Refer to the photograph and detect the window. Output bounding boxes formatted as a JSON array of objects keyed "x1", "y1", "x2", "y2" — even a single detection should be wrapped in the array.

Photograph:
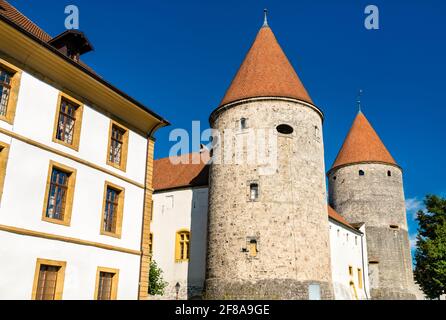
[
  {"x1": 250, "y1": 183, "x2": 259, "y2": 201},
  {"x1": 249, "y1": 239, "x2": 258, "y2": 257},
  {"x1": 387, "y1": 170, "x2": 392, "y2": 177},
  {"x1": 240, "y1": 118, "x2": 247, "y2": 130},
  {"x1": 0, "y1": 67, "x2": 12, "y2": 117},
  {"x1": 175, "y1": 230, "x2": 190, "y2": 262},
  {"x1": 359, "y1": 170, "x2": 365, "y2": 176},
  {"x1": 95, "y1": 267, "x2": 119, "y2": 300},
  {"x1": 0, "y1": 59, "x2": 21, "y2": 124},
  {"x1": 32, "y1": 259, "x2": 66, "y2": 300},
  {"x1": 52, "y1": 93, "x2": 83, "y2": 151},
  {"x1": 348, "y1": 266, "x2": 353, "y2": 277},
  {"x1": 42, "y1": 161, "x2": 77, "y2": 226},
  {"x1": 107, "y1": 121, "x2": 129, "y2": 171},
  {"x1": 358, "y1": 268, "x2": 363, "y2": 289},
  {"x1": 0, "y1": 142, "x2": 10, "y2": 203},
  {"x1": 149, "y1": 233, "x2": 153, "y2": 256},
  {"x1": 276, "y1": 124, "x2": 294, "y2": 135},
  {"x1": 101, "y1": 182, "x2": 125, "y2": 238},
  {"x1": 314, "y1": 125, "x2": 321, "y2": 142}
]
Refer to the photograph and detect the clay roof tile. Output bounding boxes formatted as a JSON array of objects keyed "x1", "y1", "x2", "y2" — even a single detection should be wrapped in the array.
[
  {"x1": 331, "y1": 112, "x2": 397, "y2": 170},
  {"x1": 219, "y1": 25, "x2": 313, "y2": 107}
]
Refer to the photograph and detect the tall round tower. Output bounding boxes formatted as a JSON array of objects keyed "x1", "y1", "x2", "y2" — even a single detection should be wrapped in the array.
[
  {"x1": 204, "y1": 16, "x2": 334, "y2": 300},
  {"x1": 327, "y1": 112, "x2": 416, "y2": 299}
]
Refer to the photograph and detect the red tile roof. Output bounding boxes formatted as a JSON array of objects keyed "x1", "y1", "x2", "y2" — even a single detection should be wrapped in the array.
[
  {"x1": 219, "y1": 25, "x2": 313, "y2": 107},
  {"x1": 0, "y1": 0, "x2": 51, "y2": 42},
  {"x1": 331, "y1": 112, "x2": 397, "y2": 170},
  {"x1": 153, "y1": 153, "x2": 210, "y2": 191}
]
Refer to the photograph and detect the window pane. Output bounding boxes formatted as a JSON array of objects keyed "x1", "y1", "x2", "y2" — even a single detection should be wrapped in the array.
[
  {"x1": 46, "y1": 169, "x2": 69, "y2": 220},
  {"x1": 56, "y1": 99, "x2": 77, "y2": 145},
  {"x1": 104, "y1": 187, "x2": 119, "y2": 233},
  {"x1": 97, "y1": 272, "x2": 114, "y2": 300},
  {"x1": 0, "y1": 68, "x2": 12, "y2": 117},
  {"x1": 36, "y1": 265, "x2": 59, "y2": 300},
  {"x1": 109, "y1": 126, "x2": 125, "y2": 165}
]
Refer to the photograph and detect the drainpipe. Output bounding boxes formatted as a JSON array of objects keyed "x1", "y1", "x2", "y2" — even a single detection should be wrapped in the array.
[{"x1": 360, "y1": 232, "x2": 369, "y2": 300}]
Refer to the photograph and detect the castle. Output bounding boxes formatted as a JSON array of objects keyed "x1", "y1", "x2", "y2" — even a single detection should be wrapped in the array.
[
  {"x1": 150, "y1": 16, "x2": 419, "y2": 300},
  {"x1": 0, "y1": 1, "x2": 418, "y2": 300}
]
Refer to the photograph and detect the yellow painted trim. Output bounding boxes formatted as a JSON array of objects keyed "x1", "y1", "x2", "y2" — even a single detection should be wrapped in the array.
[
  {"x1": 94, "y1": 267, "x2": 119, "y2": 300},
  {"x1": 0, "y1": 58, "x2": 22, "y2": 125},
  {"x1": 52, "y1": 92, "x2": 84, "y2": 152},
  {"x1": 358, "y1": 268, "x2": 363, "y2": 289},
  {"x1": 100, "y1": 181, "x2": 125, "y2": 239},
  {"x1": 0, "y1": 126, "x2": 144, "y2": 189},
  {"x1": 31, "y1": 258, "x2": 66, "y2": 300},
  {"x1": 41, "y1": 161, "x2": 77, "y2": 227},
  {"x1": 106, "y1": 120, "x2": 129, "y2": 172},
  {"x1": 0, "y1": 224, "x2": 141, "y2": 255},
  {"x1": 175, "y1": 229, "x2": 191, "y2": 263},
  {"x1": 0, "y1": 141, "x2": 10, "y2": 202}
]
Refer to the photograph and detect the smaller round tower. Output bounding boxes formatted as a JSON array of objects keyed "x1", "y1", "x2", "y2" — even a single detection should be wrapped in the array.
[{"x1": 327, "y1": 111, "x2": 416, "y2": 300}]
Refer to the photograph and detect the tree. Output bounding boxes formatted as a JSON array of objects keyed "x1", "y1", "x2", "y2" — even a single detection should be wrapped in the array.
[
  {"x1": 414, "y1": 195, "x2": 446, "y2": 299},
  {"x1": 149, "y1": 260, "x2": 168, "y2": 296}
]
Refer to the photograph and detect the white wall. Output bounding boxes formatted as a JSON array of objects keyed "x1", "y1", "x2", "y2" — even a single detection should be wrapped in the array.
[
  {"x1": 0, "y1": 231, "x2": 140, "y2": 300},
  {"x1": 329, "y1": 221, "x2": 370, "y2": 300},
  {"x1": 0, "y1": 67, "x2": 149, "y2": 299},
  {"x1": 151, "y1": 187, "x2": 208, "y2": 300}
]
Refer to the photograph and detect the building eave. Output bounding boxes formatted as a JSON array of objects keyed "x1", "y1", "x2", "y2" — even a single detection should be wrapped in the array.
[{"x1": 0, "y1": 15, "x2": 170, "y2": 135}]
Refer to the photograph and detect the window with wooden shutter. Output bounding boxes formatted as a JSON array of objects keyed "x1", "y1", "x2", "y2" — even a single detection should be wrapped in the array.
[{"x1": 175, "y1": 230, "x2": 190, "y2": 262}]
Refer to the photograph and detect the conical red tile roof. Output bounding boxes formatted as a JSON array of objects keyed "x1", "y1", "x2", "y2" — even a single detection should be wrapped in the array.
[
  {"x1": 331, "y1": 112, "x2": 397, "y2": 170},
  {"x1": 219, "y1": 25, "x2": 313, "y2": 107}
]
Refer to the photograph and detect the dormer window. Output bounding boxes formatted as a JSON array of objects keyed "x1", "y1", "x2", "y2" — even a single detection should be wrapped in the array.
[{"x1": 48, "y1": 30, "x2": 93, "y2": 62}]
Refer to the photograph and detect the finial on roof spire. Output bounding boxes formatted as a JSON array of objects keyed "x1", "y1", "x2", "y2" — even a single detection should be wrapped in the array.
[
  {"x1": 263, "y1": 8, "x2": 269, "y2": 27},
  {"x1": 357, "y1": 89, "x2": 363, "y2": 113}
]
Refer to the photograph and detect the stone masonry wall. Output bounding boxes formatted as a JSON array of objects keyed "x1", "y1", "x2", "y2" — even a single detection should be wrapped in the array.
[
  {"x1": 328, "y1": 163, "x2": 416, "y2": 299},
  {"x1": 205, "y1": 98, "x2": 334, "y2": 300}
]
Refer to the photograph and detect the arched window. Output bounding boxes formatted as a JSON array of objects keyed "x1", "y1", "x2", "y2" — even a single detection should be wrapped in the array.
[
  {"x1": 359, "y1": 170, "x2": 365, "y2": 176},
  {"x1": 175, "y1": 230, "x2": 190, "y2": 262}
]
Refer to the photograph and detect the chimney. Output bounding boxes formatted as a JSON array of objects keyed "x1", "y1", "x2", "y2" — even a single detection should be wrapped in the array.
[{"x1": 48, "y1": 30, "x2": 93, "y2": 62}]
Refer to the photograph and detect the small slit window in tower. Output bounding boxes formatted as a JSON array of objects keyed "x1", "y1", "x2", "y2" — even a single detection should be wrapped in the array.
[
  {"x1": 240, "y1": 118, "x2": 247, "y2": 130},
  {"x1": 314, "y1": 126, "x2": 320, "y2": 141},
  {"x1": 387, "y1": 170, "x2": 392, "y2": 177},
  {"x1": 333, "y1": 176, "x2": 337, "y2": 181},
  {"x1": 249, "y1": 239, "x2": 258, "y2": 257},
  {"x1": 250, "y1": 183, "x2": 259, "y2": 201},
  {"x1": 359, "y1": 170, "x2": 365, "y2": 176},
  {"x1": 276, "y1": 124, "x2": 294, "y2": 135},
  {"x1": 348, "y1": 266, "x2": 353, "y2": 276},
  {"x1": 390, "y1": 225, "x2": 399, "y2": 230}
]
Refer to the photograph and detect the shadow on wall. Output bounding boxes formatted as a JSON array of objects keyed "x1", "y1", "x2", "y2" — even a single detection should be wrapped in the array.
[{"x1": 186, "y1": 172, "x2": 209, "y2": 300}]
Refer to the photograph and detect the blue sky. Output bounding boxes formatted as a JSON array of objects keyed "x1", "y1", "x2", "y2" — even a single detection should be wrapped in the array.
[{"x1": 11, "y1": 0, "x2": 446, "y2": 251}]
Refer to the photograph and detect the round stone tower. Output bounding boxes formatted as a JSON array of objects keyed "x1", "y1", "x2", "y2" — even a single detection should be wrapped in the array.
[
  {"x1": 204, "y1": 17, "x2": 333, "y2": 300},
  {"x1": 327, "y1": 112, "x2": 416, "y2": 300}
]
